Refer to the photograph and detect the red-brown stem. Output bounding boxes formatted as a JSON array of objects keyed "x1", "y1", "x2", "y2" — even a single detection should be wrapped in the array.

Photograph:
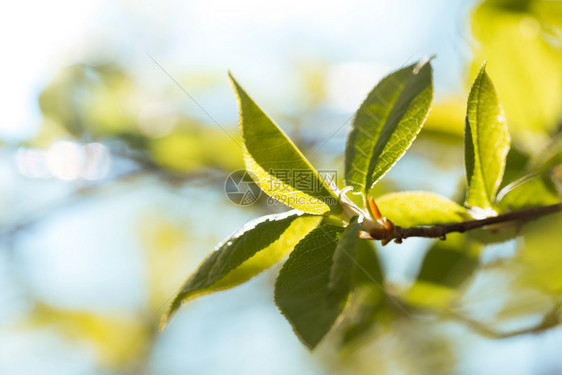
[{"x1": 368, "y1": 203, "x2": 562, "y2": 242}]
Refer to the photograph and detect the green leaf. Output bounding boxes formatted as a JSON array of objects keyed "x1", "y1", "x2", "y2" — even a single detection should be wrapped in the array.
[
  {"x1": 344, "y1": 59, "x2": 433, "y2": 192},
  {"x1": 465, "y1": 62, "x2": 511, "y2": 211},
  {"x1": 163, "y1": 211, "x2": 322, "y2": 325},
  {"x1": 275, "y1": 216, "x2": 362, "y2": 349},
  {"x1": 229, "y1": 73, "x2": 340, "y2": 215},
  {"x1": 375, "y1": 191, "x2": 469, "y2": 227}
]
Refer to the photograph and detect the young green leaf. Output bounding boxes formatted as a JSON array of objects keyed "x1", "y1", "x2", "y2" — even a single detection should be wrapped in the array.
[
  {"x1": 375, "y1": 191, "x2": 469, "y2": 227},
  {"x1": 465, "y1": 62, "x2": 510, "y2": 211},
  {"x1": 345, "y1": 59, "x2": 433, "y2": 192},
  {"x1": 274, "y1": 216, "x2": 362, "y2": 349},
  {"x1": 229, "y1": 73, "x2": 340, "y2": 215},
  {"x1": 163, "y1": 211, "x2": 322, "y2": 326}
]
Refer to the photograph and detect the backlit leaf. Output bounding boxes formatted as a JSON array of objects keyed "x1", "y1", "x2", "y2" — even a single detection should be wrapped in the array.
[
  {"x1": 163, "y1": 211, "x2": 321, "y2": 325},
  {"x1": 230, "y1": 74, "x2": 340, "y2": 215},
  {"x1": 465, "y1": 62, "x2": 510, "y2": 211},
  {"x1": 344, "y1": 60, "x2": 433, "y2": 191},
  {"x1": 375, "y1": 191, "x2": 469, "y2": 227}
]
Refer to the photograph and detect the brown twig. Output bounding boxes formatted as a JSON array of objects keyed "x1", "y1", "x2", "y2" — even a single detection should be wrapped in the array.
[{"x1": 381, "y1": 203, "x2": 562, "y2": 242}]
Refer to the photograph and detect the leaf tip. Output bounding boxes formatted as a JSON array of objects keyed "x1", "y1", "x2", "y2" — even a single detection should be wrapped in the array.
[
  {"x1": 158, "y1": 294, "x2": 183, "y2": 330},
  {"x1": 413, "y1": 56, "x2": 433, "y2": 74},
  {"x1": 479, "y1": 60, "x2": 488, "y2": 73},
  {"x1": 159, "y1": 315, "x2": 169, "y2": 331},
  {"x1": 227, "y1": 71, "x2": 240, "y2": 92}
]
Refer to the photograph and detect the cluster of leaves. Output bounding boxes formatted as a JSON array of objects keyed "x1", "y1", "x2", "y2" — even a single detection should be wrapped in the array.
[{"x1": 164, "y1": 58, "x2": 561, "y2": 349}]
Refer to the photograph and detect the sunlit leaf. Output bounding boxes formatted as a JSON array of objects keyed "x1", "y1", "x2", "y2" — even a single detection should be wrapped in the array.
[
  {"x1": 465, "y1": 63, "x2": 510, "y2": 211},
  {"x1": 375, "y1": 191, "x2": 468, "y2": 227},
  {"x1": 163, "y1": 211, "x2": 321, "y2": 325},
  {"x1": 229, "y1": 74, "x2": 340, "y2": 215},
  {"x1": 275, "y1": 217, "x2": 362, "y2": 349},
  {"x1": 344, "y1": 59, "x2": 433, "y2": 192}
]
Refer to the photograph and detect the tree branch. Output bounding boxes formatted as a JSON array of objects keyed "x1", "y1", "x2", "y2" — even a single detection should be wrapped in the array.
[
  {"x1": 403, "y1": 300, "x2": 561, "y2": 339},
  {"x1": 385, "y1": 203, "x2": 562, "y2": 243}
]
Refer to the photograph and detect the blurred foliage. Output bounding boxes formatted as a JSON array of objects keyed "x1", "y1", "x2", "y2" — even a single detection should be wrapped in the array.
[
  {"x1": 518, "y1": 212, "x2": 562, "y2": 295},
  {"x1": 421, "y1": 98, "x2": 466, "y2": 138},
  {"x1": 399, "y1": 234, "x2": 480, "y2": 313},
  {"x1": 36, "y1": 63, "x2": 243, "y2": 175},
  {"x1": 149, "y1": 129, "x2": 242, "y2": 173},
  {"x1": 470, "y1": 0, "x2": 562, "y2": 150},
  {"x1": 498, "y1": 173, "x2": 560, "y2": 210},
  {"x1": 139, "y1": 217, "x2": 193, "y2": 313},
  {"x1": 25, "y1": 304, "x2": 150, "y2": 371},
  {"x1": 39, "y1": 64, "x2": 138, "y2": 138}
]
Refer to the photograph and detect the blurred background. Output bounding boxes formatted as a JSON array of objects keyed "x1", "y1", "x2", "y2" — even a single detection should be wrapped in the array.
[{"x1": 1, "y1": 0, "x2": 561, "y2": 374}]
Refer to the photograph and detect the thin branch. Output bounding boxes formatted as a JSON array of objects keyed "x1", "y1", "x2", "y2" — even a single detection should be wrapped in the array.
[
  {"x1": 378, "y1": 203, "x2": 562, "y2": 242},
  {"x1": 445, "y1": 308, "x2": 560, "y2": 339},
  {"x1": 405, "y1": 301, "x2": 561, "y2": 339}
]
